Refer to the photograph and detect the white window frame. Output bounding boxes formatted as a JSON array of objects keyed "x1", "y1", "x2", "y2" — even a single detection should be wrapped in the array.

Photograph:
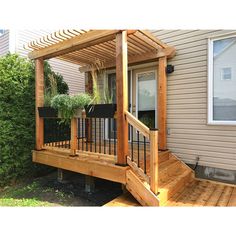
[{"x1": 208, "y1": 33, "x2": 236, "y2": 125}]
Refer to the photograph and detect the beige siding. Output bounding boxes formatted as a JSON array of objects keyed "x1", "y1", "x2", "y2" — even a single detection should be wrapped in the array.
[
  {"x1": 150, "y1": 30, "x2": 236, "y2": 171},
  {"x1": 16, "y1": 30, "x2": 84, "y2": 94},
  {"x1": 0, "y1": 30, "x2": 9, "y2": 56}
]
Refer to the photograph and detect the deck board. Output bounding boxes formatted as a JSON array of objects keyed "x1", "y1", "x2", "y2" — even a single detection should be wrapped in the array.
[{"x1": 163, "y1": 180, "x2": 236, "y2": 207}]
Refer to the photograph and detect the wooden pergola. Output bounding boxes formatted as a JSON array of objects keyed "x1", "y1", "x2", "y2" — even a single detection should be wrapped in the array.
[{"x1": 27, "y1": 29, "x2": 176, "y2": 166}]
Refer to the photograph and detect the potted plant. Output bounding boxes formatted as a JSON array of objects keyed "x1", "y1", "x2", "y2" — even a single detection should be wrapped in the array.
[
  {"x1": 51, "y1": 93, "x2": 92, "y2": 123},
  {"x1": 85, "y1": 64, "x2": 116, "y2": 118},
  {"x1": 38, "y1": 74, "x2": 58, "y2": 118}
]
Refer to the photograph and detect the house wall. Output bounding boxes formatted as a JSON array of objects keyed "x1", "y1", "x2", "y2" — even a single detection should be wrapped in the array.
[
  {"x1": 150, "y1": 30, "x2": 236, "y2": 172},
  {"x1": 96, "y1": 30, "x2": 236, "y2": 175},
  {"x1": 0, "y1": 30, "x2": 9, "y2": 56},
  {"x1": 0, "y1": 30, "x2": 85, "y2": 94}
]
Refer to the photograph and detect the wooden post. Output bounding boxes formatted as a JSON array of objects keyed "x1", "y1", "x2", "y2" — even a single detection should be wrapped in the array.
[
  {"x1": 116, "y1": 30, "x2": 129, "y2": 166},
  {"x1": 70, "y1": 118, "x2": 78, "y2": 156},
  {"x1": 35, "y1": 58, "x2": 44, "y2": 150},
  {"x1": 158, "y1": 56, "x2": 167, "y2": 150},
  {"x1": 85, "y1": 175, "x2": 95, "y2": 193},
  {"x1": 150, "y1": 129, "x2": 159, "y2": 195}
]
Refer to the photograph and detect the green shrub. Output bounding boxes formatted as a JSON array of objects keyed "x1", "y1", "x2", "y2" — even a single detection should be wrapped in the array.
[
  {"x1": 0, "y1": 53, "x2": 69, "y2": 186},
  {"x1": 51, "y1": 93, "x2": 92, "y2": 123}
]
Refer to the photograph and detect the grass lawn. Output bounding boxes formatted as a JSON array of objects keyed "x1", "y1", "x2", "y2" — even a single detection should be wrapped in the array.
[{"x1": 0, "y1": 172, "x2": 122, "y2": 207}]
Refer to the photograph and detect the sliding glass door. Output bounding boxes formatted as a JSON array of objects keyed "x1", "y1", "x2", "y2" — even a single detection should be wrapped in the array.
[{"x1": 136, "y1": 71, "x2": 156, "y2": 129}]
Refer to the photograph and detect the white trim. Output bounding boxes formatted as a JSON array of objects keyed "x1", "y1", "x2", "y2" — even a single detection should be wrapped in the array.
[
  {"x1": 208, "y1": 34, "x2": 236, "y2": 125},
  {"x1": 135, "y1": 70, "x2": 157, "y2": 127}
]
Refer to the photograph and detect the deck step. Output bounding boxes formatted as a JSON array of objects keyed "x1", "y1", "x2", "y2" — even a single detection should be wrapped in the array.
[
  {"x1": 159, "y1": 159, "x2": 184, "y2": 183},
  {"x1": 158, "y1": 150, "x2": 170, "y2": 163},
  {"x1": 159, "y1": 169, "x2": 194, "y2": 205}
]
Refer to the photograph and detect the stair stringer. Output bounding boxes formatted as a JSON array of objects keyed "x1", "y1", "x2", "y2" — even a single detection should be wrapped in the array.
[{"x1": 125, "y1": 169, "x2": 159, "y2": 206}]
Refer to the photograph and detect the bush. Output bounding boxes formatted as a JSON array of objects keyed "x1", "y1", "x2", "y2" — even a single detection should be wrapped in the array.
[{"x1": 0, "y1": 53, "x2": 69, "y2": 186}]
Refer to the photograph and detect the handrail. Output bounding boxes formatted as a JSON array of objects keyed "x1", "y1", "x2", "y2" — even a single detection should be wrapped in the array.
[
  {"x1": 125, "y1": 111, "x2": 150, "y2": 139},
  {"x1": 125, "y1": 110, "x2": 159, "y2": 195}
]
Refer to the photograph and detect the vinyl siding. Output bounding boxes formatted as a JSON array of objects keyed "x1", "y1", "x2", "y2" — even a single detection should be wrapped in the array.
[
  {"x1": 16, "y1": 30, "x2": 85, "y2": 94},
  {"x1": 0, "y1": 30, "x2": 9, "y2": 56},
  {"x1": 150, "y1": 30, "x2": 236, "y2": 171}
]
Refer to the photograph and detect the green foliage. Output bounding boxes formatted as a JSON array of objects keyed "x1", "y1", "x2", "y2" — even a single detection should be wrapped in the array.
[
  {"x1": 51, "y1": 93, "x2": 92, "y2": 123},
  {"x1": 44, "y1": 74, "x2": 58, "y2": 106},
  {"x1": 0, "y1": 53, "x2": 68, "y2": 186},
  {"x1": 0, "y1": 54, "x2": 35, "y2": 186},
  {"x1": 89, "y1": 60, "x2": 113, "y2": 104},
  {"x1": 43, "y1": 61, "x2": 69, "y2": 95}
]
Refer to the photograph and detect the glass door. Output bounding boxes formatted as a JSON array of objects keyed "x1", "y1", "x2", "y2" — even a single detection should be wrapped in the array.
[
  {"x1": 106, "y1": 72, "x2": 131, "y2": 140},
  {"x1": 136, "y1": 71, "x2": 156, "y2": 129}
]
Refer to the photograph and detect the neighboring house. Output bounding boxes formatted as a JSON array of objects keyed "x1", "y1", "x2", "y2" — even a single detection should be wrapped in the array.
[{"x1": 0, "y1": 30, "x2": 84, "y2": 94}]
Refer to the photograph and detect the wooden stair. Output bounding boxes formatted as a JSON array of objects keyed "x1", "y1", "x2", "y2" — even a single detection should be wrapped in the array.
[
  {"x1": 125, "y1": 150, "x2": 195, "y2": 206},
  {"x1": 158, "y1": 152, "x2": 194, "y2": 206}
]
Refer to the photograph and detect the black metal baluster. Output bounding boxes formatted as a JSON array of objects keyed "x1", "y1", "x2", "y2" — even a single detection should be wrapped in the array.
[
  {"x1": 137, "y1": 130, "x2": 140, "y2": 167},
  {"x1": 86, "y1": 119, "x2": 88, "y2": 151},
  {"x1": 61, "y1": 123, "x2": 64, "y2": 147},
  {"x1": 104, "y1": 118, "x2": 106, "y2": 154},
  {"x1": 99, "y1": 118, "x2": 101, "y2": 153},
  {"x1": 131, "y1": 125, "x2": 134, "y2": 161},
  {"x1": 82, "y1": 118, "x2": 84, "y2": 151},
  {"x1": 53, "y1": 119, "x2": 56, "y2": 147},
  {"x1": 108, "y1": 118, "x2": 111, "y2": 155},
  {"x1": 114, "y1": 119, "x2": 116, "y2": 156},
  {"x1": 94, "y1": 118, "x2": 97, "y2": 152},
  {"x1": 144, "y1": 136, "x2": 146, "y2": 174},
  {"x1": 90, "y1": 119, "x2": 92, "y2": 152},
  {"x1": 78, "y1": 118, "x2": 80, "y2": 150},
  {"x1": 68, "y1": 122, "x2": 71, "y2": 149},
  {"x1": 57, "y1": 120, "x2": 61, "y2": 147}
]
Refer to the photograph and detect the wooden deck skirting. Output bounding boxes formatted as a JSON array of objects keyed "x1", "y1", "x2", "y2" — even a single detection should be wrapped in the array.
[{"x1": 33, "y1": 150, "x2": 128, "y2": 184}]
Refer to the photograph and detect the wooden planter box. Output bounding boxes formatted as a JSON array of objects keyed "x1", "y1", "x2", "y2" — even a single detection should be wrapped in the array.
[
  {"x1": 85, "y1": 104, "x2": 116, "y2": 118},
  {"x1": 38, "y1": 107, "x2": 58, "y2": 118}
]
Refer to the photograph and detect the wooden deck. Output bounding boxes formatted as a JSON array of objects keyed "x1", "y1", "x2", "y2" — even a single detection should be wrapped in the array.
[
  {"x1": 33, "y1": 148, "x2": 236, "y2": 207},
  {"x1": 105, "y1": 180, "x2": 236, "y2": 207}
]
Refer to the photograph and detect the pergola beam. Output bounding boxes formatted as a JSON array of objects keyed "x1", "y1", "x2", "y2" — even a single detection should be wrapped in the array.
[
  {"x1": 79, "y1": 46, "x2": 175, "y2": 73},
  {"x1": 28, "y1": 30, "x2": 121, "y2": 60},
  {"x1": 139, "y1": 30, "x2": 169, "y2": 49}
]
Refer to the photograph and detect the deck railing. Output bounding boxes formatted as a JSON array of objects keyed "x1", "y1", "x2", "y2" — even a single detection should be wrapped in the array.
[
  {"x1": 42, "y1": 111, "x2": 158, "y2": 195},
  {"x1": 43, "y1": 118, "x2": 71, "y2": 150},
  {"x1": 125, "y1": 111, "x2": 159, "y2": 195},
  {"x1": 76, "y1": 117, "x2": 117, "y2": 157}
]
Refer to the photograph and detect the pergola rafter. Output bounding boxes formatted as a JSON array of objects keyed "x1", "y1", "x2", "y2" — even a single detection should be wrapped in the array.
[{"x1": 25, "y1": 30, "x2": 175, "y2": 72}]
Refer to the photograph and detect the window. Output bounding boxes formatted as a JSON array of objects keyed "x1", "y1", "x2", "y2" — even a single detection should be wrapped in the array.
[
  {"x1": 0, "y1": 29, "x2": 6, "y2": 36},
  {"x1": 221, "y1": 67, "x2": 232, "y2": 80},
  {"x1": 208, "y1": 35, "x2": 236, "y2": 124}
]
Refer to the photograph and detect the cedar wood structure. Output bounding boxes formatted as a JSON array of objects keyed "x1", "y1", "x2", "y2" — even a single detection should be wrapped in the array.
[{"x1": 27, "y1": 30, "x2": 236, "y2": 206}]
